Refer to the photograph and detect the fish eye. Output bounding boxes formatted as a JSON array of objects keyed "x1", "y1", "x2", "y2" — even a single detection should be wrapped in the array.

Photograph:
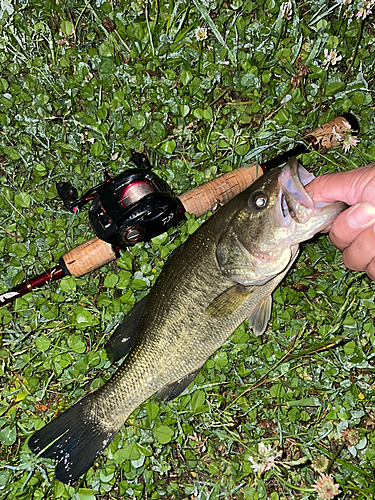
[{"x1": 250, "y1": 192, "x2": 268, "y2": 210}]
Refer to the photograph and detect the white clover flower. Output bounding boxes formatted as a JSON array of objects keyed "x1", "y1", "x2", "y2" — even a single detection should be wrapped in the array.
[
  {"x1": 280, "y1": 1, "x2": 293, "y2": 19},
  {"x1": 311, "y1": 454, "x2": 330, "y2": 473},
  {"x1": 331, "y1": 121, "x2": 359, "y2": 152},
  {"x1": 322, "y1": 49, "x2": 342, "y2": 69},
  {"x1": 195, "y1": 26, "x2": 208, "y2": 42},
  {"x1": 356, "y1": 0, "x2": 375, "y2": 19},
  {"x1": 248, "y1": 442, "x2": 279, "y2": 474},
  {"x1": 342, "y1": 134, "x2": 360, "y2": 152},
  {"x1": 314, "y1": 475, "x2": 341, "y2": 499}
]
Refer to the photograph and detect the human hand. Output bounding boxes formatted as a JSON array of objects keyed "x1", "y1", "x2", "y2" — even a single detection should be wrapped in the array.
[{"x1": 306, "y1": 164, "x2": 375, "y2": 280}]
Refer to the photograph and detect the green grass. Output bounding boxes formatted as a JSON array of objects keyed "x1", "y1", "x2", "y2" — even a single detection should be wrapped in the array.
[{"x1": 1, "y1": 0, "x2": 375, "y2": 499}]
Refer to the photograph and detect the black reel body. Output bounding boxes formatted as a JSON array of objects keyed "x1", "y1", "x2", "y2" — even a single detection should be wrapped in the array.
[
  {"x1": 89, "y1": 169, "x2": 180, "y2": 246},
  {"x1": 57, "y1": 154, "x2": 184, "y2": 248}
]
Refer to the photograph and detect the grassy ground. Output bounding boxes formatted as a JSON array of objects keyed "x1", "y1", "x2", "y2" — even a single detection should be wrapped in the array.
[{"x1": 0, "y1": 0, "x2": 375, "y2": 499}]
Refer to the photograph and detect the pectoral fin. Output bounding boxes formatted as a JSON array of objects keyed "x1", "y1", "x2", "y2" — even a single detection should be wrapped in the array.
[
  {"x1": 155, "y1": 369, "x2": 201, "y2": 403},
  {"x1": 205, "y1": 284, "x2": 252, "y2": 318},
  {"x1": 105, "y1": 295, "x2": 148, "y2": 363},
  {"x1": 248, "y1": 295, "x2": 272, "y2": 336}
]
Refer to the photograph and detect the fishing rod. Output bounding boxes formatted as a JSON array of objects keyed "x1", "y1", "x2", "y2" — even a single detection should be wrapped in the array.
[{"x1": 0, "y1": 113, "x2": 359, "y2": 306}]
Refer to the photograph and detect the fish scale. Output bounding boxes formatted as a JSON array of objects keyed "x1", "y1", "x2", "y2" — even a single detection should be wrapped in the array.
[{"x1": 28, "y1": 158, "x2": 346, "y2": 483}]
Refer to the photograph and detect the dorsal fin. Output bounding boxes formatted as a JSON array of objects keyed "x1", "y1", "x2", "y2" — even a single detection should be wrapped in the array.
[{"x1": 105, "y1": 296, "x2": 148, "y2": 363}]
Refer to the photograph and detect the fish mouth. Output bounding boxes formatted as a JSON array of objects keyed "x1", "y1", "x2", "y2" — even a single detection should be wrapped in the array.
[
  {"x1": 277, "y1": 157, "x2": 347, "y2": 234},
  {"x1": 278, "y1": 157, "x2": 316, "y2": 225}
]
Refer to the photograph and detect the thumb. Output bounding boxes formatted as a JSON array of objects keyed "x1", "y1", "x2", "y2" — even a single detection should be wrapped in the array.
[{"x1": 306, "y1": 164, "x2": 375, "y2": 207}]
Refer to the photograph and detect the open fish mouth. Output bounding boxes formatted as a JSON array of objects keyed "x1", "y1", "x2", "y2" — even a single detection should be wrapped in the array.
[
  {"x1": 276, "y1": 157, "x2": 347, "y2": 238},
  {"x1": 278, "y1": 157, "x2": 316, "y2": 225}
]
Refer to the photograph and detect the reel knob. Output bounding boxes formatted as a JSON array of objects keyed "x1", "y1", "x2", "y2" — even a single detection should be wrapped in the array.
[{"x1": 56, "y1": 182, "x2": 79, "y2": 211}]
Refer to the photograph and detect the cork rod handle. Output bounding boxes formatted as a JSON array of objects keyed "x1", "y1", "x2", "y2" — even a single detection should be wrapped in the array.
[
  {"x1": 179, "y1": 163, "x2": 262, "y2": 217},
  {"x1": 60, "y1": 236, "x2": 117, "y2": 277}
]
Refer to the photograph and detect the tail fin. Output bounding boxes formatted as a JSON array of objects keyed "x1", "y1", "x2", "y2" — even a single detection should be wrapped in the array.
[{"x1": 28, "y1": 397, "x2": 118, "y2": 484}]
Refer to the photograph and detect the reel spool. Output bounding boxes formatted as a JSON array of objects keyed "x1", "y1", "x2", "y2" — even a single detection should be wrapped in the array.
[{"x1": 120, "y1": 181, "x2": 154, "y2": 208}]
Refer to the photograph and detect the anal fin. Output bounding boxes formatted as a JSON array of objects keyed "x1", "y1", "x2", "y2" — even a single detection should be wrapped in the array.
[{"x1": 154, "y1": 369, "x2": 201, "y2": 403}]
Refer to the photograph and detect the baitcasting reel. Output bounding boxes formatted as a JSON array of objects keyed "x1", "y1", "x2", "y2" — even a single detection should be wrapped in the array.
[{"x1": 56, "y1": 152, "x2": 184, "y2": 248}]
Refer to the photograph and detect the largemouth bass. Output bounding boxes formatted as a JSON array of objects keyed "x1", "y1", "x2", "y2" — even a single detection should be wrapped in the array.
[{"x1": 28, "y1": 158, "x2": 346, "y2": 483}]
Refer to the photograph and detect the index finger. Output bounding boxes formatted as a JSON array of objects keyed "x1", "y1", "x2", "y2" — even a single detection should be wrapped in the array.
[{"x1": 306, "y1": 164, "x2": 375, "y2": 206}]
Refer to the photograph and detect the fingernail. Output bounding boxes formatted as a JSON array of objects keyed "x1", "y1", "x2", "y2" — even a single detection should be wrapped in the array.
[{"x1": 347, "y1": 202, "x2": 375, "y2": 229}]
